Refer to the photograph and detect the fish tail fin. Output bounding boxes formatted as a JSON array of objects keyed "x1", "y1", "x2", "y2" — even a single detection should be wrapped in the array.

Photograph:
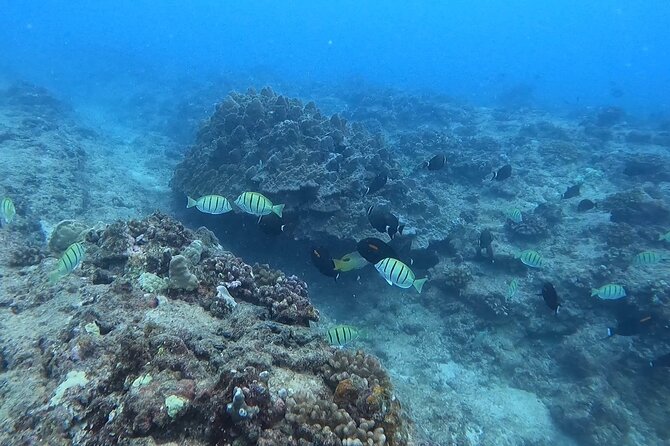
[
  {"x1": 650, "y1": 360, "x2": 655, "y2": 368},
  {"x1": 48, "y1": 270, "x2": 61, "y2": 284},
  {"x1": 280, "y1": 224, "x2": 285, "y2": 232},
  {"x1": 399, "y1": 224, "x2": 405, "y2": 235},
  {"x1": 606, "y1": 327, "x2": 614, "y2": 337},
  {"x1": 272, "y1": 204, "x2": 284, "y2": 217},
  {"x1": 555, "y1": 305, "x2": 561, "y2": 316},
  {"x1": 187, "y1": 197, "x2": 197, "y2": 208},
  {"x1": 413, "y1": 278, "x2": 427, "y2": 293},
  {"x1": 590, "y1": 289, "x2": 598, "y2": 297}
]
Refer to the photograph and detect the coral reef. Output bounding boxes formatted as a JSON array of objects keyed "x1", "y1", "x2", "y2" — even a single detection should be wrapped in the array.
[
  {"x1": 171, "y1": 87, "x2": 461, "y2": 248},
  {"x1": 0, "y1": 212, "x2": 414, "y2": 445}
]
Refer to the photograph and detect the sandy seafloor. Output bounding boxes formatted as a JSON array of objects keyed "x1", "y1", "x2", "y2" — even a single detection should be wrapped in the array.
[{"x1": 2, "y1": 79, "x2": 670, "y2": 446}]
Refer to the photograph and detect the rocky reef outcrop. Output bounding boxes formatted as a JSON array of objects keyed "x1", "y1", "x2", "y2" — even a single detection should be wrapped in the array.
[
  {"x1": 0, "y1": 212, "x2": 414, "y2": 445},
  {"x1": 170, "y1": 87, "x2": 465, "y2": 248}
]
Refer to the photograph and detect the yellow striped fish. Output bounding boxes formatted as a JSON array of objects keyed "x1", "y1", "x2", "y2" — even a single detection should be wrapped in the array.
[
  {"x1": 326, "y1": 325, "x2": 360, "y2": 347},
  {"x1": 507, "y1": 279, "x2": 519, "y2": 299},
  {"x1": 632, "y1": 251, "x2": 666, "y2": 266},
  {"x1": 1, "y1": 197, "x2": 16, "y2": 225},
  {"x1": 516, "y1": 249, "x2": 543, "y2": 268},
  {"x1": 234, "y1": 192, "x2": 284, "y2": 218},
  {"x1": 374, "y1": 257, "x2": 427, "y2": 293},
  {"x1": 506, "y1": 208, "x2": 523, "y2": 224},
  {"x1": 49, "y1": 242, "x2": 86, "y2": 283},
  {"x1": 187, "y1": 195, "x2": 232, "y2": 214},
  {"x1": 591, "y1": 284, "x2": 626, "y2": 300}
]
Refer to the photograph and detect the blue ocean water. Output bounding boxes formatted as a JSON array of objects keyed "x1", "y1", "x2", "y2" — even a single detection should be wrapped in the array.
[
  {"x1": 2, "y1": 2, "x2": 670, "y2": 446},
  {"x1": 1, "y1": 1, "x2": 669, "y2": 114}
]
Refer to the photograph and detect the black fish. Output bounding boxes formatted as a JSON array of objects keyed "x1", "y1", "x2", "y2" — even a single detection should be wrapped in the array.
[
  {"x1": 258, "y1": 213, "x2": 285, "y2": 236},
  {"x1": 650, "y1": 352, "x2": 670, "y2": 368},
  {"x1": 491, "y1": 164, "x2": 512, "y2": 181},
  {"x1": 539, "y1": 282, "x2": 560, "y2": 315},
  {"x1": 310, "y1": 247, "x2": 339, "y2": 280},
  {"x1": 364, "y1": 172, "x2": 387, "y2": 196},
  {"x1": 562, "y1": 184, "x2": 581, "y2": 199},
  {"x1": 577, "y1": 199, "x2": 596, "y2": 212},
  {"x1": 607, "y1": 314, "x2": 653, "y2": 337},
  {"x1": 357, "y1": 237, "x2": 398, "y2": 264},
  {"x1": 424, "y1": 154, "x2": 447, "y2": 171},
  {"x1": 367, "y1": 205, "x2": 404, "y2": 239},
  {"x1": 409, "y1": 249, "x2": 440, "y2": 270},
  {"x1": 478, "y1": 229, "x2": 494, "y2": 261}
]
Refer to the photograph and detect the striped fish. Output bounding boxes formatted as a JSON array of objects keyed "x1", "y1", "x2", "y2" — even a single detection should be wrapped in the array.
[
  {"x1": 1, "y1": 197, "x2": 16, "y2": 225},
  {"x1": 374, "y1": 257, "x2": 427, "y2": 293},
  {"x1": 506, "y1": 208, "x2": 523, "y2": 224},
  {"x1": 234, "y1": 192, "x2": 284, "y2": 218},
  {"x1": 187, "y1": 195, "x2": 232, "y2": 214},
  {"x1": 516, "y1": 250, "x2": 543, "y2": 268},
  {"x1": 326, "y1": 325, "x2": 360, "y2": 347},
  {"x1": 632, "y1": 251, "x2": 665, "y2": 266},
  {"x1": 591, "y1": 284, "x2": 626, "y2": 300},
  {"x1": 49, "y1": 242, "x2": 86, "y2": 283},
  {"x1": 507, "y1": 279, "x2": 519, "y2": 299}
]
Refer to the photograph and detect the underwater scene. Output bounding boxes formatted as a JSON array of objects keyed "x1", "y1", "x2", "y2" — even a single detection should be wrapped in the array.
[{"x1": 2, "y1": 1, "x2": 670, "y2": 445}]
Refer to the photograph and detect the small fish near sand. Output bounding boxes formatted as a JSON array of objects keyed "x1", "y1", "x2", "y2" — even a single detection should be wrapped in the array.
[
  {"x1": 424, "y1": 154, "x2": 447, "y2": 171},
  {"x1": 591, "y1": 283, "x2": 626, "y2": 300},
  {"x1": 562, "y1": 184, "x2": 581, "y2": 199},
  {"x1": 507, "y1": 278, "x2": 519, "y2": 299},
  {"x1": 632, "y1": 250, "x2": 667, "y2": 267},
  {"x1": 364, "y1": 171, "x2": 387, "y2": 196},
  {"x1": 1, "y1": 197, "x2": 16, "y2": 225},
  {"x1": 478, "y1": 229, "x2": 494, "y2": 261},
  {"x1": 356, "y1": 237, "x2": 399, "y2": 264},
  {"x1": 311, "y1": 246, "x2": 339, "y2": 280},
  {"x1": 326, "y1": 325, "x2": 361, "y2": 347},
  {"x1": 49, "y1": 242, "x2": 86, "y2": 283},
  {"x1": 235, "y1": 192, "x2": 284, "y2": 219},
  {"x1": 607, "y1": 314, "x2": 653, "y2": 337},
  {"x1": 187, "y1": 195, "x2": 232, "y2": 215},
  {"x1": 375, "y1": 257, "x2": 427, "y2": 293},
  {"x1": 576, "y1": 199, "x2": 596, "y2": 212},
  {"x1": 333, "y1": 251, "x2": 368, "y2": 272},
  {"x1": 491, "y1": 164, "x2": 512, "y2": 181},
  {"x1": 539, "y1": 282, "x2": 560, "y2": 315},
  {"x1": 505, "y1": 208, "x2": 523, "y2": 224},
  {"x1": 516, "y1": 249, "x2": 544, "y2": 268}
]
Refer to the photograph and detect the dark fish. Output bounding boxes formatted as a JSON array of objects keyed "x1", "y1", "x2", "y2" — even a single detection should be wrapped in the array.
[
  {"x1": 424, "y1": 154, "x2": 446, "y2": 171},
  {"x1": 364, "y1": 172, "x2": 387, "y2": 196},
  {"x1": 491, "y1": 164, "x2": 512, "y2": 181},
  {"x1": 357, "y1": 237, "x2": 398, "y2": 264},
  {"x1": 562, "y1": 184, "x2": 581, "y2": 199},
  {"x1": 367, "y1": 205, "x2": 404, "y2": 239},
  {"x1": 478, "y1": 229, "x2": 494, "y2": 260},
  {"x1": 607, "y1": 314, "x2": 653, "y2": 337},
  {"x1": 311, "y1": 247, "x2": 339, "y2": 280},
  {"x1": 577, "y1": 199, "x2": 596, "y2": 212},
  {"x1": 258, "y1": 213, "x2": 285, "y2": 236},
  {"x1": 539, "y1": 282, "x2": 560, "y2": 315},
  {"x1": 409, "y1": 249, "x2": 439, "y2": 270},
  {"x1": 650, "y1": 352, "x2": 670, "y2": 368}
]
